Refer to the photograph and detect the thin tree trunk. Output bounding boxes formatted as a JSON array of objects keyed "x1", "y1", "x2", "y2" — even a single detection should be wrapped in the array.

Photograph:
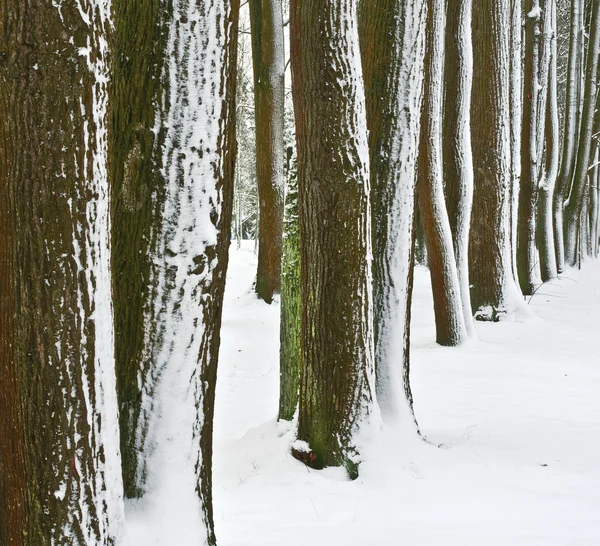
[
  {"x1": 110, "y1": 0, "x2": 239, "y2": 542},
  {"x1": 517, "y1": 1, "x2": 541, "y2": 295},
  {"x1": 470, "y1": 0, "x2": 516, "y2": 320},
  {"x1": 564, "y1": 0, "x2": 600, "y2": 266},
  {"x1": 0, "y1": 2, "x2": 123, "y2": 542},
  {"x1": 291, "y1": 0, "x2": 375, "y2": 477},
  {"x1": 554, "y1": 0, "x2": 583, "y2": 271},
  {"x1": 419, "y1": 0, "x2": 467, "y2": 346},
  {"x1": 279, "y1": 150, "x2": 301, "y2": 421},
  {"x1": 359, "y1": 0, "x2": 426, "y2": 422},
  {"x1": 250, "y1": 0, "x2": 285, "y2": 304},
  {"x1": 443, "y1": 0, "x2": 475, "y2": 337},
  {"x1": 537, "y1": 0, "x2": 560, "y2": 281}
]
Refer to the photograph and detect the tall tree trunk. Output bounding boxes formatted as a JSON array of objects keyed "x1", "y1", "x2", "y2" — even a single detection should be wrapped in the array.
[
  {"x1": 537, "y1": 0, "x2": 560, "y2": 281},
  {"x1": 470, "y1": 0, "x2": 517, "y2": 320},
  {"x1": 443, "y1": 0, "x2": 475, "y2": 337},
  {"x1": 0, "y1": 2, "x2": 123, "y2": 543},
  {"x1": 109, "y1": 0, "x2": 168, "y2": 500},
  {"x1": 291, "y1": 0, "x2": 375, "y2": 477},
  {"x1": 359, "y1": 0, "x2": 426, "y2": 421},
  {"x1": 517, "y1": 1, "x2": 542, "y2": 295},
  {"x1": 110, "y1": 0, "x2": 239, "y2": 542},
  {"x1": 554, "y1": 0, "x2": 583, "y2": 271},
  {"x1": 279, "y1": 149, "x2": 301, "y2": 421},
  {"x1": 250, "y1": 0, "x2": 285, "y2": 303},
  {"x1": 419, "y1": 0, "x2": 467, "y2": 346},
  {"x1": 564, "y1": 0, "x2": 600, "y2": 266}
]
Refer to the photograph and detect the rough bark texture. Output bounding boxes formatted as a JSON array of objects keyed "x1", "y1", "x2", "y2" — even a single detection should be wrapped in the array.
[
  {"x1": 443, "y1": 0, "x2": 475, "y2": 337},
  {"x1": 537, "y1": 0, "x2": 560, "y2": 281},
  {"x1": 359, "y1": 0, "x2": 426, "y2": 422},
  {"x1": 0, "y1": 1, "x2": 123, "y2": 543},
  {"x1": 279, "y1": 150, "x2": 301, "y2": 421},
  {"x1": 250, "y1": 0, "x2": 285, "y2": 303},
  {"x1": 109, "y1": 0, "x2": 239, "y2": 542},
  {"x1": 109, "y1": 0, "x2": 167, "y2": 500},
  {"x1": 554, "y1": 0, "x2": 583, "y2": 271},
  {"x1": 291, "y1": 0, "x2": 375, "y2": 477},
  {"x1": 418, "y1": 0, "x2": 467, "y2": 346},
  {"x1": 564, "y1": 0, "x2": 600, "y2": 266},
  {"x1": 470, "y1": 0, "x2": 514, "y2": 320},
  {"x1": 517, "y1": 2, "x2": 541, "y2": 295}
]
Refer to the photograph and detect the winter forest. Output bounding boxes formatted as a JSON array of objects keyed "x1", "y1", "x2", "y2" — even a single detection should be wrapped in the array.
[{"x1": 1, "y1": 0, "x2": 599, "y2": 544}]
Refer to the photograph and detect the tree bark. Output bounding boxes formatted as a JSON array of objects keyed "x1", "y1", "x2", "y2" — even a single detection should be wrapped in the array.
[
  {"x1": 359, "y1": 0, "x2": 426, "y2": 421},
  {"x1": 470, "y1": 0, "x2": 516, "y2": 320},
  {"x1": 517, "y1": 1, "x2": 542, "y2": 295},
  {"x1": 0, "y1": 1, "x2": 123, "y2": 543},
  {"x1": 419, "y1": 0, "x2": 467, "y2": 346},
  {"x1": 564, "y1": 0, "x2": 600, "y2": 266},
  {"x1": 250, "y1": 0, "x2": 285, "y2": 304},
  {"x1": 291, "y1": 0, "x2": 375, "y2": 477},
  {"x1": 554, "y1": 0, "x2": 583, "y2": 271},
  {"x1": 537, "y1": 0, "x2": 560, "y2": 282},
  {"x1": 110, "y1": 0, "x2": 239, "y2": 542},
  {"x1": 279, "y1": 149, "x2": 301, "y2": 421},
  {"x1": 442, "y1": 0, "x2": 475, "y2": 337}
]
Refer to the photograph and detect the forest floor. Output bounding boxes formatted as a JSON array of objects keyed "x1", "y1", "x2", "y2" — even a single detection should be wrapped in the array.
[{"x1": 211, "y1": 242, "x2": 600, "y2": 546}]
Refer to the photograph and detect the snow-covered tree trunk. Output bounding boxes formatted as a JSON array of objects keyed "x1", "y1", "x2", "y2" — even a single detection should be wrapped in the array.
[
  {"x1": 279, "y1": 149, "x2": 300, "y2": 421},
  {"x1": 564, "y1": 0, "x2": 600, "y2": 266},
  {"x1": 470, "y1": 0, "x2": 518, "y2": 320},
  {"x1": 291, "y1": 0, "x2": 375, "y2": 477},
  {"x1": 110, "y1": 0, "x2": 239, "y2": 543},
  {"x1": 537, "y1": 0, "x2": 560, "y2": 281},
  {"x1": 0, "y1": 1, "x2": 123, "y2": 543},
  {"x1": 418, "y1": 0, "x2": 467, "y2": 346},
  {"x1": 517, "y1": 1, "x2": 541, "y2": 295},
  {"x1": 359, "y1": 0, "x2": 426, "y2": 422},
  {"x1": 250, "y1": 0, "x2": 285, "y2": 303},
  {"x1": 554, "y1": 0, "x2": 583, "y2": 271},
  {"x1": 443, "y1": 0, "x2": 475, "y2": 337}
]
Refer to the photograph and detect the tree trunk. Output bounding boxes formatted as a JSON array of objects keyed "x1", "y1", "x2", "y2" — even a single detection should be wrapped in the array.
[
  {"x1": 443, "y1": 0, "x2": 475, "y2": 337},
  {"x1": 564, "y1": 0, "x2": 600, "y2": 266},
  {"x1": 470, "y1": 0, "x2": 516, "y2": 320},
  {"x1": 291, "y1": 0, "x2": 375, "y2": 477},
  {"x1": 537, "y1": 0, "x2": 560, "y2": 282},
  {"x1": 0, "y1": 2, "x2": 123, "y2": 543},
  {"x1": 250, "y1": 0, "x2": 285, "y2": 304},
  {"x1": 109, "y1": 0, "x2": 168, "y2": 500},
  {"x1": 517, "y1": 1, "x2": 541, "y2": 295},
  {"x1": 110, "y1": 0, "x2": 239, "y2": 542},
  {"x1": 279, "y1": 149, "x2": 301, "y2": 421},
  {"x1": 419, "y1": 0, "x2": 467, "y2": 346},
  {"x1": 359, "y1": 0, "x2": 426, "y2": 421},
  {"x1": 554, "y1": 0, "x2": 583, "y2": 271}
]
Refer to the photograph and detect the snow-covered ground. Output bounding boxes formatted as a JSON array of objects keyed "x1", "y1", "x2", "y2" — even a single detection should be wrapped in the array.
[{"x1": 213, "y1": 242, "x2": 600, "y2": 546}]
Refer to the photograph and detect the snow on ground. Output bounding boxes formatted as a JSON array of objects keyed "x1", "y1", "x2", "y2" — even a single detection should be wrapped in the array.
[{"x1": 213, "y1": 242, "x2": 600, "y2": 546}]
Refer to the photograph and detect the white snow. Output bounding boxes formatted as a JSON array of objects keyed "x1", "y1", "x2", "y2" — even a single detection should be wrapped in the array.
[{"x1": 201, "y1": 242, "x2": 600, "y2": 546}]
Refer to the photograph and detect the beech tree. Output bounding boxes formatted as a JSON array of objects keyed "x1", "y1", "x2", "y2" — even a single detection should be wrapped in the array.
[
  {"x1": 110, "y1": 0, "x2": 239, "y2": 543},
  {"x1": 419, "y1": 0, "x2": 468, "y2": 346},
  {"x1": 291, "y1": 0, "x2": 375, "y2": 476},
  {"x1": 470, "y1": 0, "x2": 517, "y2": 319},
  {"x1": 250, "y1": 0, "x2": 285, "y2": 303},
  {"x1": 443, "y1": 0, "x2": 475, "y2": 337},
  {"x1": 359, "y1": 0, "x2": 426, "y2": 421},
  {"x1": 0, "y1": 1, "x2": 123, "y2": 543}
]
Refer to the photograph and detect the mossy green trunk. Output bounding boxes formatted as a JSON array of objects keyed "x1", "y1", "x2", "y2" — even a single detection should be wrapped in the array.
[
  {"x1": 0, "y1": 1, "x2": 122, "y2": 543},
  {"x1": 109, "y1": 0, "x2": 168, "y2": 499},
  {"x1": 279, "y1": 153, "x2": 301, "y2": 421},
  {"x1": 291, "y1": 0, "x2": 374, "y2": 476}
]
